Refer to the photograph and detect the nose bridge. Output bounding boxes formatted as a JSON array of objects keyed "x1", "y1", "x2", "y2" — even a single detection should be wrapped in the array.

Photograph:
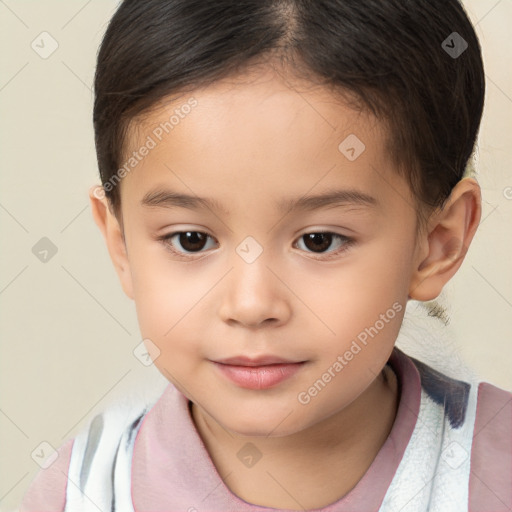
[
  {"x1": 218, "y1": 234, "x2": 290, "y2": 326},
  {"x1": 230, "y1": 234, "x2": 276, "y2": 296}
]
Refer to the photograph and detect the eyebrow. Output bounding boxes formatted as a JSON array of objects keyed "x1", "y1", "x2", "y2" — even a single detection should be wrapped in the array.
[{"x1": 140, "y1": 187, "x2": 379, "y2": 214}]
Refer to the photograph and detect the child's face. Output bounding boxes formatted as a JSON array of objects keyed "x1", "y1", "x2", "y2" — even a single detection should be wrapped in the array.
[{"x1": 112, "y1": 67, "x2": 425, "y2": 436}]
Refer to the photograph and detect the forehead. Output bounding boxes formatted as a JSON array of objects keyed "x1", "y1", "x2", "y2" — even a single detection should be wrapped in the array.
[
  {"x1": 120, "y1": 67, "x2": 413, "y2": 217},
  {"x1": 129, "y1": 68, "x2": 371, "y2": 151}
]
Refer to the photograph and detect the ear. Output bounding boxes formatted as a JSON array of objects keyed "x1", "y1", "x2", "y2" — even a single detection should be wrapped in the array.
[
  {"x1": 88, "y1": 185, "x2": 134, "y2": 300},
  {"x1": 409, "y1": 177, "x2": 482, "y2": 301}
]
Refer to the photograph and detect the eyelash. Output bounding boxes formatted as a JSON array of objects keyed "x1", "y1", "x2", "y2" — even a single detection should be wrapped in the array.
[{"x1": 157, "y1": 230, "x2": 356, "y2": 261}]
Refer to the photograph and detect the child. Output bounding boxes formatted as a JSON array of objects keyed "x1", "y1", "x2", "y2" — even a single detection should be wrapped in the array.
[{"x1": 20, "y1": 0, "x2": 511, "y2": 510}]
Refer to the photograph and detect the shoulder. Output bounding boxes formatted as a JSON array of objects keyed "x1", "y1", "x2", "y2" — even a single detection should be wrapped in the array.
[
  {"x1": 384, "y1": 348, "x2": 512, "y2": 509},
  {"x1": 19, "y1": 388, "x2": 162, "y2": 511},
  {"x1": 471, "y1": 380, "x2": 512, "y2": 457},
  {"x1": 405, "y1": 350, "x2": 512, "y2": 432},
  {"x1": 469, "y1": 381, "x2": 512, "y2": 509},
  {"x1": 406, "y1": 351, "x2": 512, "y2": 508},
  {"x1": 20, "y1": 438, "x2": 74, "y2": 512},
  {"x1": 64, "y1": 395, "x2": 150, "y2": 509}
]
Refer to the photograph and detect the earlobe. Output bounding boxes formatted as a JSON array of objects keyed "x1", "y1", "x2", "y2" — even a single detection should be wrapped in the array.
[
  {"x1": 88, "y1": 185, "x2": 134, "y2": 300},
  {"x1": 408, "y1": 177, "x2": 482, "y2": 301}
]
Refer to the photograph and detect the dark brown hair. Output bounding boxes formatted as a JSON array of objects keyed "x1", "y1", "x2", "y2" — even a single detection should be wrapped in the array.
[{"x1": 93, "y1": 0, "x2": 485, "y2": 232}]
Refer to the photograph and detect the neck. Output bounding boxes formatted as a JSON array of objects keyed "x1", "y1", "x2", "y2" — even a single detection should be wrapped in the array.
[{"x1": 190, "y1": 364, "x2": 399, "y2": 509}]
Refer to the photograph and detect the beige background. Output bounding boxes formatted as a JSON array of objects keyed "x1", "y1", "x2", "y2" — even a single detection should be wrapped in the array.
[{"x1": 0, "y1": 1, "x2": 511, "y2": 509}]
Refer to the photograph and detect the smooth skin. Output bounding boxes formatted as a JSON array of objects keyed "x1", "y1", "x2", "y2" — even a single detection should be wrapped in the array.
[{"x1": 89, "y1": 65, "x2": 481, "y2": 509}]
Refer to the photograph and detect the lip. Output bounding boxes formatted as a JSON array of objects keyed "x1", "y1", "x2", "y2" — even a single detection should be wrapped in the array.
[
  {"x1": 212, "y1": 357, "x2": 306, "y2": 390},
  {"x1": 215, "y1": 355, "x2": 301, "y2": 366}
]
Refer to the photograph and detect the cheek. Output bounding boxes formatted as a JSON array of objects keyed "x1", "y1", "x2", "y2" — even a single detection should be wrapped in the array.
[
  {"x1": 128, "y1": 246, "x2": 225, "y2": 374},
  {"x1": 129, "y1": 238, "x2": 195, "y2": 307},
  {"x1": 299, "y1": 238, "x2": 412, "y2": 339}
]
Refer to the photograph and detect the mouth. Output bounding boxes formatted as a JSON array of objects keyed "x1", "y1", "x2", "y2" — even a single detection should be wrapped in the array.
[
  {"x1": 211, "y1": 357, "x2": 307, "y2": 390},
  {"x1": 214, "y1": 355, "x2": 304, "y2": 366}
]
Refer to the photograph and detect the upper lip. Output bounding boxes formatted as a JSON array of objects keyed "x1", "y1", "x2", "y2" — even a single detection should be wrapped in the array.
[{"x1": 214, "y1": 355, "x2": 303, "y2": 366}]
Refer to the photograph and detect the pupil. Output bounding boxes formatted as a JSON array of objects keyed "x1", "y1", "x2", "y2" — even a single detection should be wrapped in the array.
[
  {"x1": 305, "y1": 233, "x2": 331, "y2": 252},
  {"x1": 181, "y1": 232, "x2": 206, "y2": 251}
]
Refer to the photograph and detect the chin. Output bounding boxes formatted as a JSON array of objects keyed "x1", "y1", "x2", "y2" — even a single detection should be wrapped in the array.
[{"x1": 217, "y1": 411, "x2": 306, "y2": 438}]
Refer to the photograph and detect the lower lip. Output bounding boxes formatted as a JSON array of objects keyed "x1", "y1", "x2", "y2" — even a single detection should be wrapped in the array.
[{"x1": 213, "y1": 362, "x2": 305, "y2": 390}]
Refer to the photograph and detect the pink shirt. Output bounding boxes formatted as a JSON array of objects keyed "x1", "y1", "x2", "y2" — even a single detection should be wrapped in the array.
[{"x1": 20, "y1": 347, "x2": 512, "y2": 511}]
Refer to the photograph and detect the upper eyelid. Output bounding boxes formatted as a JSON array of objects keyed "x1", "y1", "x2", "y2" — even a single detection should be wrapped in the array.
[{"x1": 162, "y1": 229, "x2": 350, "y2": 241}]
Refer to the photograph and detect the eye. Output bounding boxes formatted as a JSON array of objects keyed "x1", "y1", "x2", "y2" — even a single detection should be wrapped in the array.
[
  {"x1": 158, "y1": 230, "x2": 355, "y2": 260},
  {"x1": 160, "y1": 231, "x2": 217, "y2": 257},
  {"x1": 294, "y1": 232, "x2": 354, "y2": 259}
]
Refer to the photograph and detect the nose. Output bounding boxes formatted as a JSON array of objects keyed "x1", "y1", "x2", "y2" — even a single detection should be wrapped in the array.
[{"x1": 217, "y1": 248, "x2": 291, "y2": 329}]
